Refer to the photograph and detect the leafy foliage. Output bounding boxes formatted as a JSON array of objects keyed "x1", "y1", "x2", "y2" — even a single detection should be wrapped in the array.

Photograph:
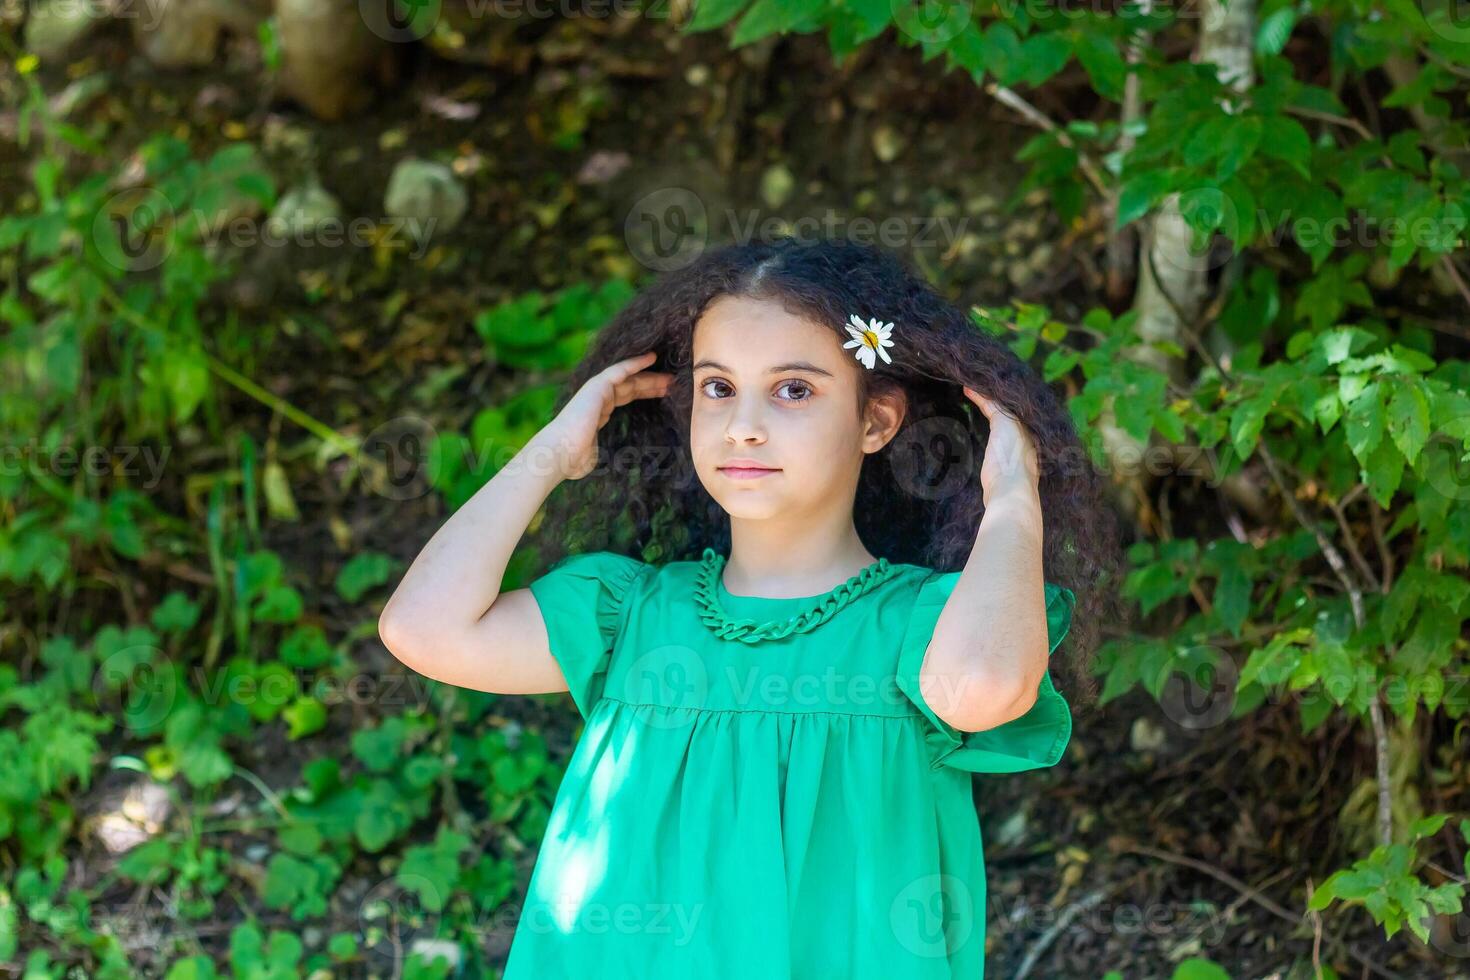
[{"x1": 678, "y1": 0, "x2": 1470, "y2": 953}]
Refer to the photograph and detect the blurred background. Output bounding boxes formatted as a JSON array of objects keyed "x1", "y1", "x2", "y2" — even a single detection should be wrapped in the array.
[{"x1": 2, "y1": 0, "x2": 1469, "y2": 976}]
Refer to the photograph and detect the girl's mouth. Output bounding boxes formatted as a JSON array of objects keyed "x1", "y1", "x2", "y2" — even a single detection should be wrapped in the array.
[{"x1": 718, "y1": 465, "x2": 781, "y2": 480}]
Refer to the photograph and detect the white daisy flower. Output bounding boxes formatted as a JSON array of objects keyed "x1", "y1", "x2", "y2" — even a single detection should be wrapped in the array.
[{"x1": 842, "y1": 313, "x2": 895, "y2": 370}]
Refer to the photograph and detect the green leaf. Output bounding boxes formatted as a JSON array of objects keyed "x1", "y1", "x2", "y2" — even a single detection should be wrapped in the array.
[
  {"x1": 279, "y1": 625, "x2": 335, "y2": 669},
  {"x1": 1363, "y1": 437, "x2": 1405, "y2": 508},
  {"x1": 283, "y1": 697, "x2": 327, "y2": 740},
  {"x1": 1074, "y1": 31, "x2": 1125, "y2": 101},
  {"x1": 1255, "y1": 7, "x2": 1295, "y2": 55},
  {"x1": 731, "y1": 0, "x2": 811, "y2": 47},
  {"x1": 162, "y1": 349, "x2": 211, "y2": 425},
  {"x1": 1018, "y1": 30, "x2": 1073, "y2": 86},
  {"x1": 846, "y1": 0, "x2": 892, "y2": 39},
  {"x1": 683, "y1": 0, "x2": 752, "y2": 32},
  {"x1": 1229, "y1": 390, "x2": 1275, "y2": 460},
  {"x1": 1171, "y1": 958, "x2": 1232, "y2": 980},
  {"x1": 353, "y1": 717, "x2": 408, "y2": 772},
  {"x1": 943, "y1": 21, "x2": 986, "y2": 82},
  {"x1": 1184, "y1": 115, "x2": 1234, "y2": 169},
  {"x1": 1299, "y1": 690, "x2": 1334, "y2": 733},
  {"x1": 254, "y1": 585, "x2": 304, "y2": 624},
  {"x1": 1259, "y1": 115, "x2": 1312, "y2": 178},
  {"x1": 397, "y1": 830, "x2": 471, "y2": 913},
  {"x1": 152, "y1": 592, "x2": 202, "y2": 634},
  {"x1": 334, "y1": 552, "x2": 398, "y2": 602},
  {"x1": 1343, "y1": 378, "x2": 1387, "y2": 462},
  {"x1": 1214, "y1": 115, "x2": 1263, "y2": 181},
  {"x1": 1116, "y1": 170, "x2": 1172, "y2": 228},
  {"x1": 355, "y1": 804, "x2": 399, "y2": 853},
  {"x1": 1387, "y1": 379, "x2": 1431, "y2": 465},
  {"x1": 980, "y1": 22, "x2": 1024, "y2": 86},
  {"x1": 1178, "y1": 184, "x2": 1230, "y2": 239},
  {"x1": 1239, "y1": 632, "x2": 1306, "y2": 688}
]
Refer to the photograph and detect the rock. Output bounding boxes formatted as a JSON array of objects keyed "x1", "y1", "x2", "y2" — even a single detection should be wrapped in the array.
[
  {"x1": 90, "y1": 779, "x2": 174, "y2": 855},
  {"x1": 265, "y1": 178, "x2": 342, "y2": 240},
  {"x1": 991, "y1": 809, "x2": 1029, "y2": 849},
  {"x1": 132, "y1": 0, "x2": 267, "y2": 68},
  {"x1": 384, "y1": 159, "x2": 468, "y2": 235},
  {"x1": 870, "y1": 124, "x2": 905, "y2": 163},
  {"x1": 409, "y1": 939, "x2": 462, "y2": 971},
  {"x1": 1129, "y1": 716, "x2": 1168, "y2": 753},
  {"x1": 760, "y1": 164, "x2": 795, "y2": 209},
  {"x1": 576, "y1": 150, "x2": 631, "y2": 185},
  {"x1": 1029, "y1": 242, "x2": 1056, "y2": 273},
  {"x1": 261, "y1": 116, "x2": 316, "y2": 158},
  {"x1": 275, "y1": 0, "x2": 400, "y2": 121},
  {"x1": 25, "y1": 0, "x2": 109, "y2": 60},
  {"x1": 965, "y1": 193, "x2": 999, "y2": 216}
]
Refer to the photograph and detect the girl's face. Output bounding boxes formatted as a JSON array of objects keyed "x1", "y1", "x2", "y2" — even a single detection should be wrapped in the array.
[{"x1": 690, "y1": 294, "x2": 904, "y2": 522}]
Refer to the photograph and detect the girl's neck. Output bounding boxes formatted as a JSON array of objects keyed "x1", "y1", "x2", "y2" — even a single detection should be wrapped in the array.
[{"x1": 720, "y1": 524, "x2": 877, "y2": 598}]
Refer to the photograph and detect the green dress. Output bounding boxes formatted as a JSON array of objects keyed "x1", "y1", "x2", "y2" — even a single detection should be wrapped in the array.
[{"x1": 500, "y1": 547, "x2": 1075, "y2": 979}]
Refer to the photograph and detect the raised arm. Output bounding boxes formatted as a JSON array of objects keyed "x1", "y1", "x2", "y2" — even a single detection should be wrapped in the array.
[
  {"x1": 919, "y1": 388, "x2": 1051, "y2": 733},
  {"x1": 377, "y1": 351, "x2": 672, "y2": 694}
]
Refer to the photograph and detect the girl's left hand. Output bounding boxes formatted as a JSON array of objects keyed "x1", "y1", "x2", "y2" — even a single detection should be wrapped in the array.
[{"x1": 963, "y1": 387, "x2": 1040, "y2": 506}]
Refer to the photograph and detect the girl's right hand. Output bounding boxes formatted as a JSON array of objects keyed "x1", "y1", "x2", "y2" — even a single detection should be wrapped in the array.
[{"x1": 537, "y1": 351, "x2": 674, "y2": 481}]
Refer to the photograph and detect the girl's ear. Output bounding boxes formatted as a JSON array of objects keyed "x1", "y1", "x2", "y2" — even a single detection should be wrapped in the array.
[{"x1": 862, "y1": 389, "x2": 907, "y2": 452}]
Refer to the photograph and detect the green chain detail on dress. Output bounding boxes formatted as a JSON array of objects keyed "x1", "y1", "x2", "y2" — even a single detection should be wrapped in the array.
[{"x1": 693, "y1": 546, "x2": 900, "y2": 644}]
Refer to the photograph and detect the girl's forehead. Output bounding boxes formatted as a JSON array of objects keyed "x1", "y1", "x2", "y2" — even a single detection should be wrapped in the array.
[{"x1": 694, "y1": 296, "x2": 837, "y2": 363}]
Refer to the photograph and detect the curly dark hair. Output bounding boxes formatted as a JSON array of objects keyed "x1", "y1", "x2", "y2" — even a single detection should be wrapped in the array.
[{"x1": 532, "y1": 235, "x2": 1124, "y2": 706}]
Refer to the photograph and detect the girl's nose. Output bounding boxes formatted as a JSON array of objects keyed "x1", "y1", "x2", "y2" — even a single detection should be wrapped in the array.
[{"x1": 725, "y1": 398, "x2": 767, "y2": 443}]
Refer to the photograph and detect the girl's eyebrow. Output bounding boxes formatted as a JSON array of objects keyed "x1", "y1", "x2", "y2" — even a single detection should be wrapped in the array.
[{"x1": 692, "y1": 359, "x2": 834, "y2": 378}]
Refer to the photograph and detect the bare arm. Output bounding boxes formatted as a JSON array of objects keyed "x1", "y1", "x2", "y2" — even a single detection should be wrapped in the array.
[
  {"x1": 377, "y1": 351, "x2": 672, "y2": 694},
  {"x1": 920, "y1": 389, "x2": 1051, "y2": 733}
]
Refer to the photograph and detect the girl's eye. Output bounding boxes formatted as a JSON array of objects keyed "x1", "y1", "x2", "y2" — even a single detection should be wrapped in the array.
[
  {"x1": 698, "y1": 378, "x2": 813, "y2": 402},
  {"x1": 776, "y1": 380, "x2": 812, "y2": 401}
]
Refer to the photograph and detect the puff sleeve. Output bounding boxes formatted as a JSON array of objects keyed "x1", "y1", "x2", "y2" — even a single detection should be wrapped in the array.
[
  {"x1": 896, "y1": 571, "x2": 1075, "y2": 773},
  {"x1": 526, "y1": 550, "x2": 649, "y2": 721}
]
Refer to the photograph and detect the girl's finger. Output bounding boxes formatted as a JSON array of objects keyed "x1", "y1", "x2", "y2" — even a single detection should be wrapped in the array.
[
  {"x1": 610, "y1": 371, "x2": 674, "y2": 407},
  {"x1": 963, "y1": 386, "x2": 997, "y2": 418},
  {"x1": 602, "y1": 351, "x2": 660, "y2": 384}
]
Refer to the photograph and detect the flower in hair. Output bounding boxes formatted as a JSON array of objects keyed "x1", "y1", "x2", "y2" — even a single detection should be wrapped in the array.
[{"x1": 843, "y1": 314, "x2": 895, "y2": 370}]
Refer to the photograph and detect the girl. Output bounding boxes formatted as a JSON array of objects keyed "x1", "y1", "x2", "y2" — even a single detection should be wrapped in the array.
[{"x1": 379, "y1": 236, "x2": 1120, "y2": 978}]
